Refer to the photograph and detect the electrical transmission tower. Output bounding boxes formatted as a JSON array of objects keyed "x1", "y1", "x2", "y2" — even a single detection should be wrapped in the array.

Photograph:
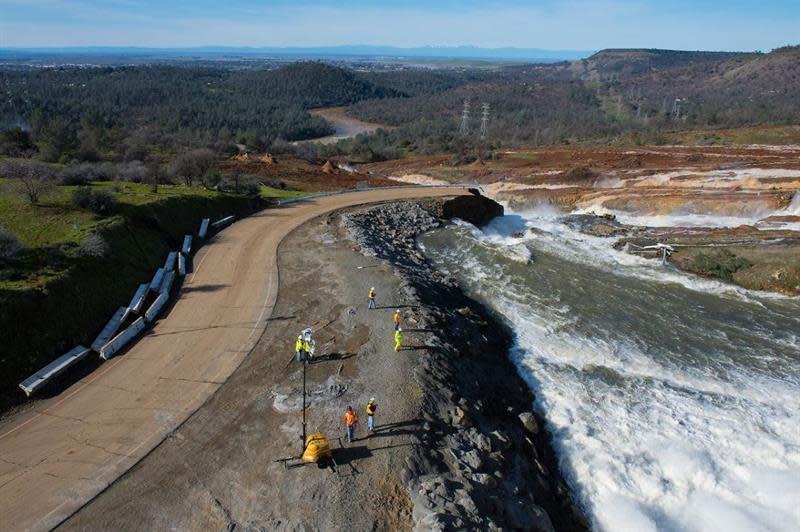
[
  {"x1": 480, "y1": 103, "x2": 490, "y2": 140},
  {"x1": 459, "y1": 99, "x2": 471, "y2": 136},
  {"x1": 671, "y1": 98, "x2": 683, "y2": 121}
]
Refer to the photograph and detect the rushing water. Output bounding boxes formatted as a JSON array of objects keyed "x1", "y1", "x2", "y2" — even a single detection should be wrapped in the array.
[{"x1": 418, "y1": 210, "x2": 800, "y2": 532}]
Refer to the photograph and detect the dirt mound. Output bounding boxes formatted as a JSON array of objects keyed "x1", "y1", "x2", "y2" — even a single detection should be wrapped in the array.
[
  {"x1": 260, "y1": 154, "x2": 276, "y2": 165},
  {"x1": 617, "y1": 156, "x2": 643, "y2": 168},
  {"x1": 321, "y1": 160, "x2": 337, "y2": 174},
  {"x1": 561, "y1": 166, "x2": 597, "y2": 182}
]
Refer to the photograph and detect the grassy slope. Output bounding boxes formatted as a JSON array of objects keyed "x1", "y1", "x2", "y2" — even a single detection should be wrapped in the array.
[{"x1": 0, "y1": 183, "x2": 268, "y2": 410}]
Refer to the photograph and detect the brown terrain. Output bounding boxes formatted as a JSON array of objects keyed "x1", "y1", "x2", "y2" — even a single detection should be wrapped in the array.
[
  {"x1": 359, "y1": 142, "x2": 800, "y2": 294},
  {"x1": 221, "y1": 153, "x2": 398, "y2": 192}
]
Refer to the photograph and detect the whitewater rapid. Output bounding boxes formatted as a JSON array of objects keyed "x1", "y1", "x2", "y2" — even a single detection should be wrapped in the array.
[{"x1": 419, "y1": 209, "x2": 800, "y2": 532}]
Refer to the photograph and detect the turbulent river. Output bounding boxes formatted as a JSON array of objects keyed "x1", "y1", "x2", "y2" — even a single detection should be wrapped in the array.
[{"x1": 418, "y1": 210, "x2": 800, "y2": 532}]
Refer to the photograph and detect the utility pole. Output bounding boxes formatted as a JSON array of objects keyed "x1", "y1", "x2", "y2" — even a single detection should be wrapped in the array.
[
  {"x1": 301, "y1": 353, "x2": 307, "y2": 453},
  {"x1": 480, "y1": 103, "x2": 490, "y2": 140},
  {"x1": 459, "y1": 99, "x2": 471, "y2": 136}
]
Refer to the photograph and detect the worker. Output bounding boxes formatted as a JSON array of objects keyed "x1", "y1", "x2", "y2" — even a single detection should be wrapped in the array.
[
  {"x1": 302, "y1": 328, "x2": 315, "y2": 360},
  {"x1": 365, "y1": 398, "x2": 377, "y2": 433},
  {"x1": 368, "y1": 287, "x2": 376, "y2": 310},
  {"x1": 343, "y1": 406, "x2": 359, "y2": 443},
  {"x1": 393, "y1": 309, "x2": 401, "y2": 330},
  {"x1": 394, "y1": 328, "x2": 403, "y2": 352},
  {"x1": 295, "y1": 334, "x2": 305, "y2": 362}
]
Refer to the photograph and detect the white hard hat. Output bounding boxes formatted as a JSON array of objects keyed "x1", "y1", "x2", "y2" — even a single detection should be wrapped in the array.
[
  {"x1": 396, "y1": 309, "x2": 401, "y2": 312},
  {"x1": 370, "y1": 397, "x2": 375, "y2": 403}
]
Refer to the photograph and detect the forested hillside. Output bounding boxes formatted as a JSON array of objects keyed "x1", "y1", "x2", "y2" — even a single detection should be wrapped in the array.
[
  {"x1": 0, "y1": 62, "x2": 395, "y2": 161},
  {"x1": 341, "y1": 46, "x2": 800, "y2": 157}
]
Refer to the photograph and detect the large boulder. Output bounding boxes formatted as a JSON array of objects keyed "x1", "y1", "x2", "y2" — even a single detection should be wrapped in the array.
[{"x1": 441, "y1": 194, "x2": 504, "y2": 227}]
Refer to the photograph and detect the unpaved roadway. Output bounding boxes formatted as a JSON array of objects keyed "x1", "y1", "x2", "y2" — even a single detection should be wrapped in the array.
[{"x1": 0, "y1": 187, "x2": 464, "y2": 532}]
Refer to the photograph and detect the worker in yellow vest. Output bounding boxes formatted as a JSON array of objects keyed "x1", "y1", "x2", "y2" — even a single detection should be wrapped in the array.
[
  {"x1": 295, "y1": 335, "x2": 305, "y2": 362},
  {"x1": 366, "y1": 398, "x2": 377, "y2": 433},
  {"x1": 368, "y1": 287, "x2": 376, "y2": 309},
  {"x1": 394, "y1": 328, "x2": 403, "y2": 352}
]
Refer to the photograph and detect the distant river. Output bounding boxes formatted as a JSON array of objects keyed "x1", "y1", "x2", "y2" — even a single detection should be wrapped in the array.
[{"x1": 419, "y1": 211, "x2": 800, "y2": 532}]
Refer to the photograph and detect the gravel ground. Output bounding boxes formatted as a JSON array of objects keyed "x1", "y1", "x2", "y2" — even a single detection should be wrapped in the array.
[{"x1": 62, "y1": 197, "x2": 585, "y2": 531}]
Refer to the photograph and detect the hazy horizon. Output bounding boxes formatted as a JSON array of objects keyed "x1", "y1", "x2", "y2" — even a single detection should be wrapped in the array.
[{"x1": 1, "y1": 0, "x2": 798, "y2": 52}]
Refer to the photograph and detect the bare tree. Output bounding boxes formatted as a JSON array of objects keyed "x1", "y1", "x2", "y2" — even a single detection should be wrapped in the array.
[{"x1": 1, "y1": 160, "x2": 56, "y2": 204}]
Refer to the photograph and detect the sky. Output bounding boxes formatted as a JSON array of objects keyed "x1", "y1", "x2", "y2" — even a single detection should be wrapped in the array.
[{"x1": 0, "y1": 0, "x2": 798, "y2": 52}]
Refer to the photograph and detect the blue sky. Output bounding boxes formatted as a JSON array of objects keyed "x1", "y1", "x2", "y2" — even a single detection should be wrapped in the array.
[{"x1": 0, "y1": 0, "x2": 798, "y2": 51}]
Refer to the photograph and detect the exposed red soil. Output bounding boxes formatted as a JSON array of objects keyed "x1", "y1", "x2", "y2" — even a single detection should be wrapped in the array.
[{"x1": 219, "y1": 155, "x2": 398, "y2": 192}]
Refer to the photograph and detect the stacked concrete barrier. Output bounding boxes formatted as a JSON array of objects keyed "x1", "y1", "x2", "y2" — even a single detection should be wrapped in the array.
[
  {"x1": 16, "y1": 204, "x2": 258, "y2": 396},
  {"x1": 164, "y1": 251, "x2": 178, "y2": 271},
  {"x1": 178, "y1": 253, "x2": 187, "y2": 276},
  {"x1": 181, "y1": 235, "x2": 193, "y2": 255},
  {"x1": 211, "y1": 215, "x2": 235, "y2": 229},
  {"x1": 129, "y1": 283, "x2": 150, "y2": 314},
  {"x1": 90, "y1": 306, "x2": 129, "y2": 352},
  {"x1": 99, "y1": 318, "x2": 146, "y2": 360},
  {"x1": 198, "y1": 218, "x2": 210, "y2": 239},
  {"x1": 19, "y1": 346, "x2": 92, "y2": 396},
  {"x1": 149, "y1": 268, "x2": 166, "y2": 291}
]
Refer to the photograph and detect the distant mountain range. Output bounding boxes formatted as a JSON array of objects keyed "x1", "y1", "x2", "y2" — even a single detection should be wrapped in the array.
[{"x1": 0, "y1": 45, "x2": 593, "y2": 62}]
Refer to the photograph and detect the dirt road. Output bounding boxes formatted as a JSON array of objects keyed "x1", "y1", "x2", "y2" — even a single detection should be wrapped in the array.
[{"x1": 0, "y1": 187, "x2": 463, "y2": 532}]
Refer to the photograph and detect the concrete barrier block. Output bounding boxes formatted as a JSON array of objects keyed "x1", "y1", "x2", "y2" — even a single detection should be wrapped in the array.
[
  {"x1": 182, "y1": 235, "x2": 193, "y2": 255},
  {"x1": 164, "y1": 251, "x2": 178, "y2": 271},
  {"x1": 198, "y1": 218, "x2": 210, "y2": 239},
  {"x1": 150, "y1": 268, "x2": 165, "y2": 291},
  {"x1": 91, "y1": 306, "x2": 128, "y2": 352},
  {"x1": 160, "y1": 271, "x2": 175, "y2": 295},
  {"x1": 19, "y1": 346, "x2": 92, "y2": 396},
  {"x1": 144, "y1": 293, "x2": 169, "y2": 323},
  {"x1": 99, "y1": 317, "x2": 146, "y2": 360},
  {"x1": 178, "y1": 252, "x2": 187, "y2": 276},
  {"x1": 129, "y1": 283, "x2": 150, "y2": 314},
  {"x1": 211, "y1": 215, "x2": 235, "y2": 228}
]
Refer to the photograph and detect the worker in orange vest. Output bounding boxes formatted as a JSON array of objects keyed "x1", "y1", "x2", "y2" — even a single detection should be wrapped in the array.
[
  {"x1": 393, "y1": 309, "x2": 401, "y2": 330},
  {"x1": 343, "y1": 406, "x2": 359, "y2": 443},
  {"x1": 368, "y1": 287, "x2": 376, "y2": 309}
]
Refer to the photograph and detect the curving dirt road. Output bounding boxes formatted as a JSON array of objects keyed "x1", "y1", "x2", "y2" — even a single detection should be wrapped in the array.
[{"x1": 0, "y1": 187, "x2": 465, "y2": 532}]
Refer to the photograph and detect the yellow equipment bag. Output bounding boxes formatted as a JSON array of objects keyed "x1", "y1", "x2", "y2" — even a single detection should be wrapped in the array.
[{"x1": 302, "y1": 432, "x2": 332, "y2": 463}]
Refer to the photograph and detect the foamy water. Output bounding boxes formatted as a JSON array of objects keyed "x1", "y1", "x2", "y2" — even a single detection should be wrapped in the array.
[{"x1": 419, "y1": 210, "x2": 800, "y2": 532}]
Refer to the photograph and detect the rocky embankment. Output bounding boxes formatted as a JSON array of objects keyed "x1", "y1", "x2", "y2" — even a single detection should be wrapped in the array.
[
  {"x1": 345, "y1": 196, "x2": 586, "y2": 531},
  {"x1": 563, "y1": 213, "x2": 800, "y2": 295}
]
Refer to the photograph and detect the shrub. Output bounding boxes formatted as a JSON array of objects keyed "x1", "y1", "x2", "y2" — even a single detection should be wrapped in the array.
[
  {"x1": 71, "y1": 187, "x2": 118, "y2": 215},
  {"x1": 0, "y1": 225, "x2": 23, "y2": 260},
  {"x1": 59, "y1": 162, "x2": 116, "y2": 185},
  {"x1": 220, "y1": 173, "x2": 261, "y2": 196},
  {"x1": 692, "y1": 250, "x2": 753, "y2": 281},
  {"x1": 117, "y1": 160, "x2": 147, "y2": 183},
  {"x1": 76, "y1": 233, "x2": 109, "y2": 257}
]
